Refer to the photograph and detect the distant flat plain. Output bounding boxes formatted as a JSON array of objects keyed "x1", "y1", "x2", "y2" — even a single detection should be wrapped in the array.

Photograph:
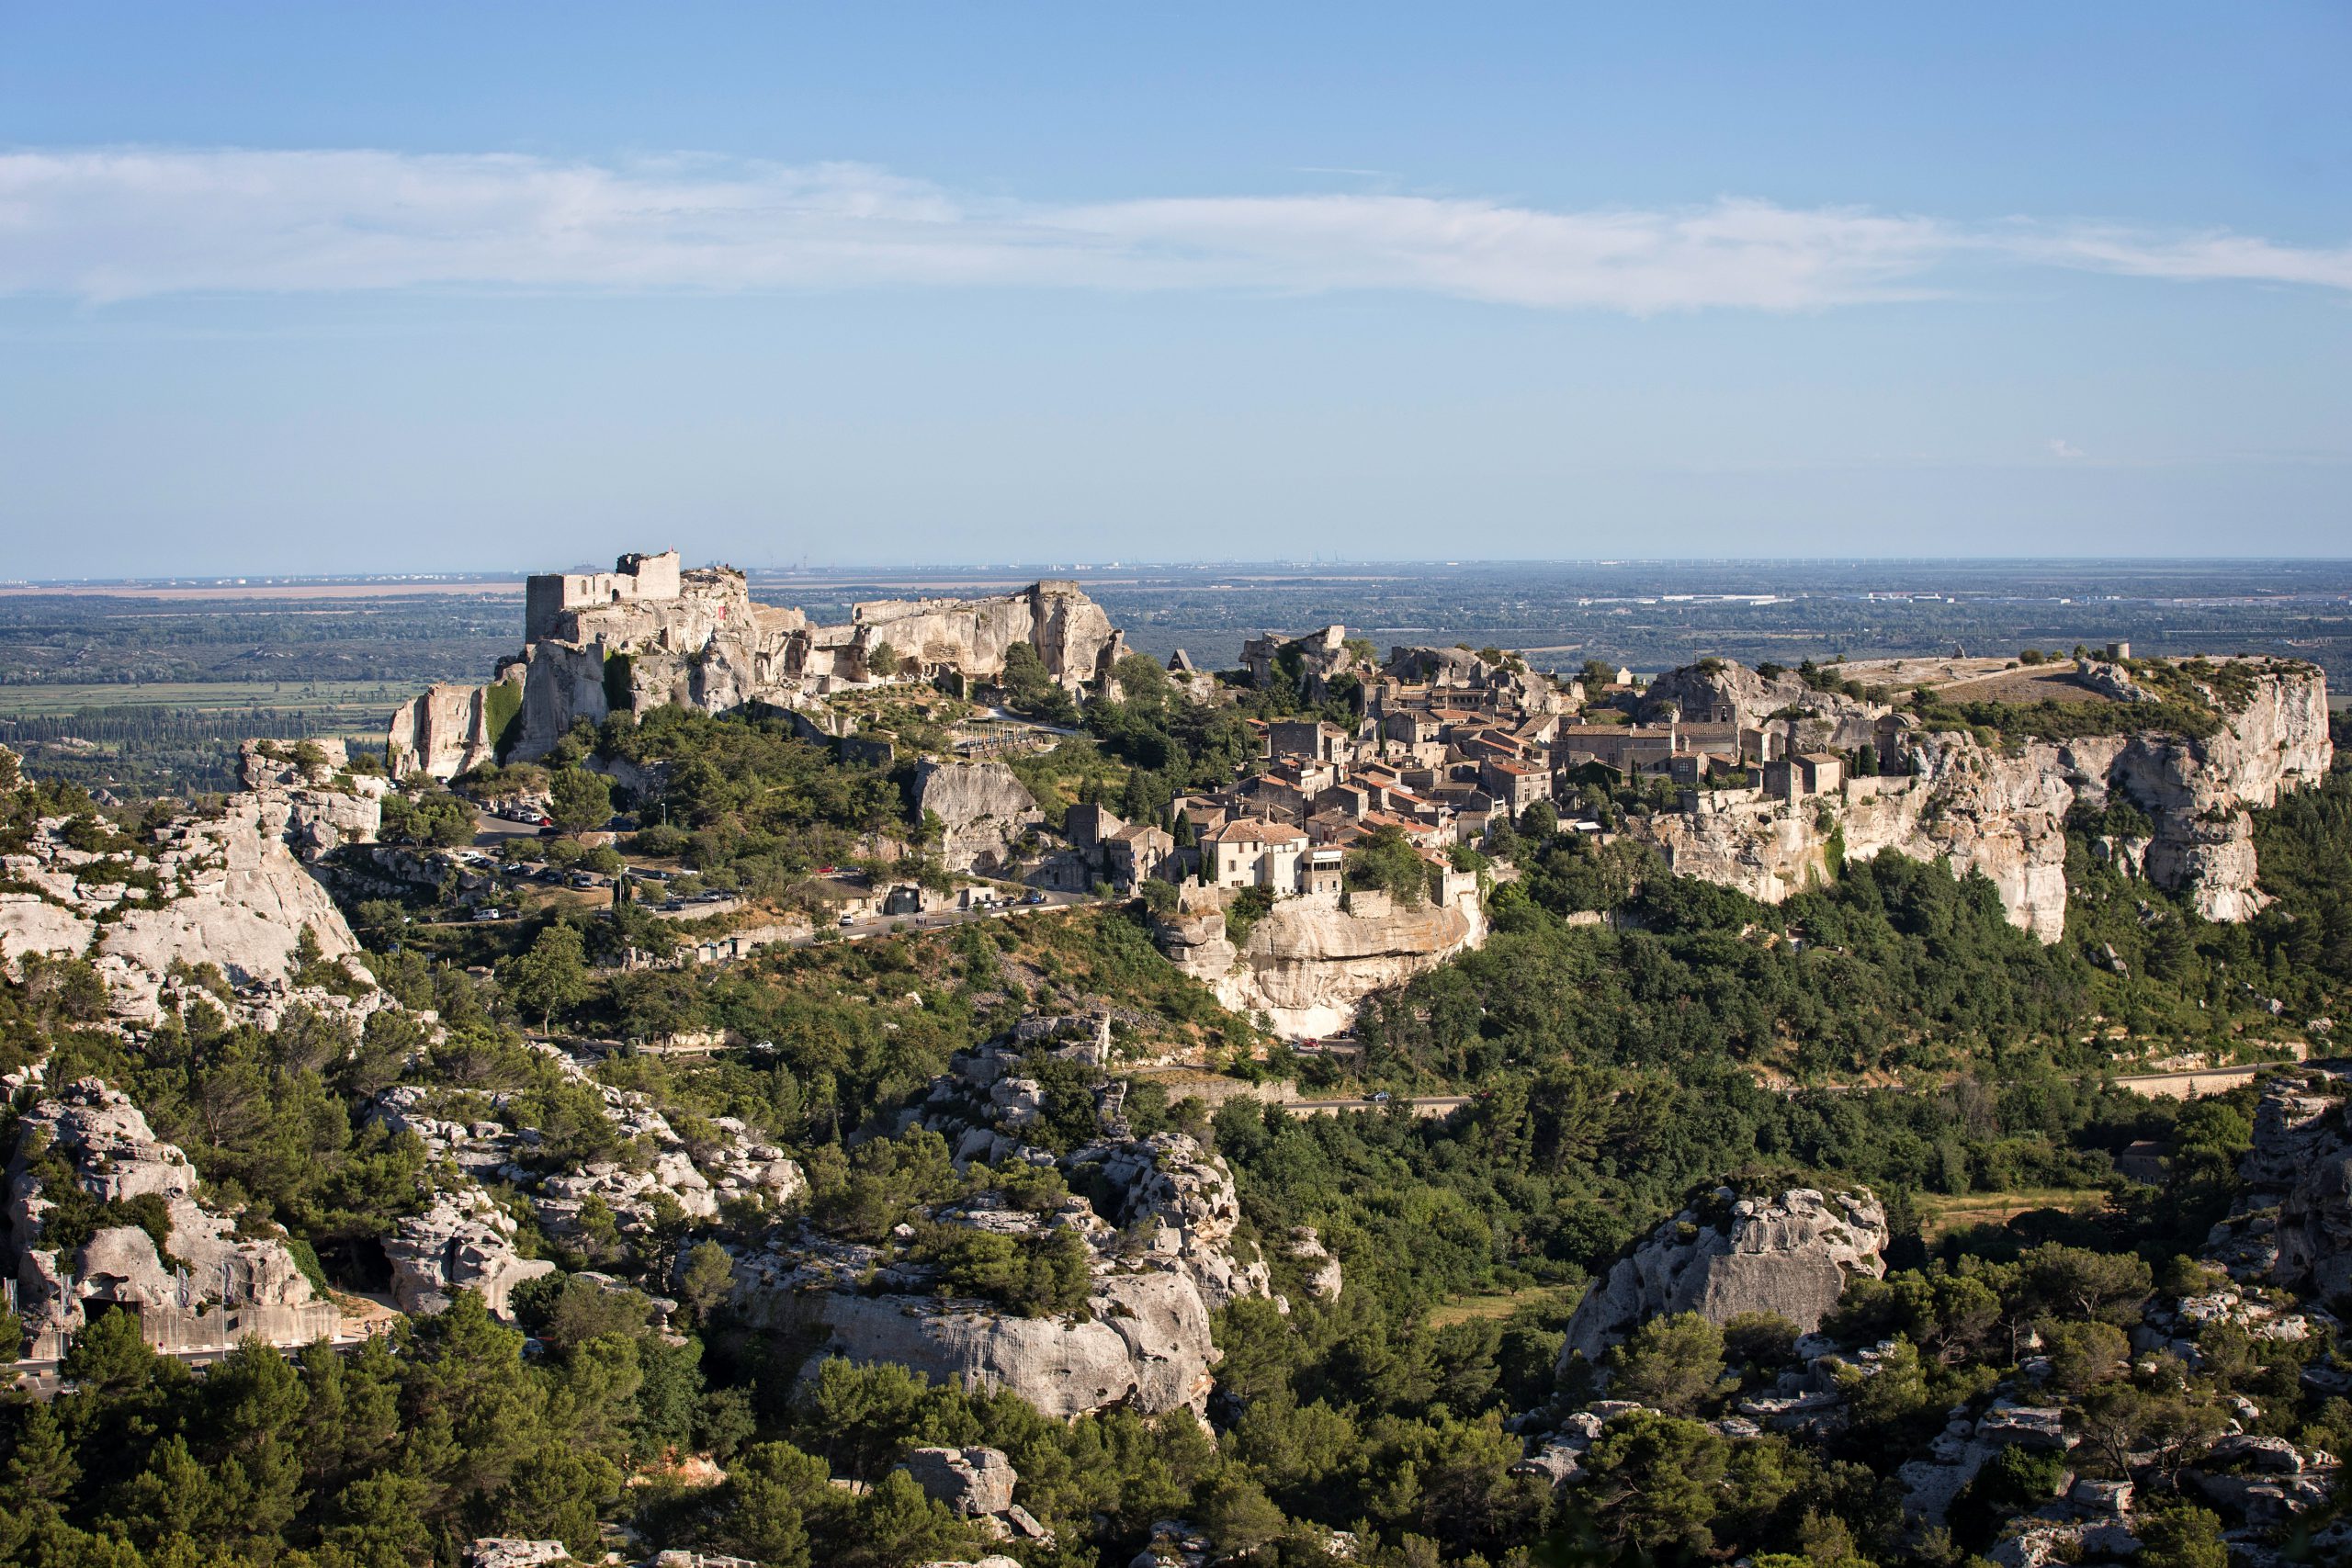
[{"x1": 3, "y1": 558, "x2": 2346, "y2": 791}]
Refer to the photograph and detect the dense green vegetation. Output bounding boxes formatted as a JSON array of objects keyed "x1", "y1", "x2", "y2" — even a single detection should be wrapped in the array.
[{"x1": 3, "y1": 686, "x2": 2349, "y2": 1565}]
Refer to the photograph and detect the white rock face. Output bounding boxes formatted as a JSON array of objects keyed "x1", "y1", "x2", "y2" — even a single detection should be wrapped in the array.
[
  {"x1": 1072, "y1": 1133, "x2": 1271, "y2": 1310},
  {"x1": 913, "y1": 761, "x2": 1044, "y2": 874},
  {"x1": 1559, "y1": 1187, "x2": 1889, "y2": 1368},
  {"x1": 1631, "y1": 660, "x2": 2330, "y2": 941},
  {"x1": 1286, "y1": 1226, "x2": 1343, "y2": 1301},
  {"x1": 731, "y1": 1032, "x2": 1269, "y2": 1418},
  {"x1": 0, "y1": 742, "x2": 378, "y2": 1021},
  {"x1": 383, "y1": 1187, "x2": 554, "y2": 1319},
  {"x1": 5, "y1": 1078, "x2": 340, "y2": 1359},
  {"x1": 366, "y1": 1037, "x2": 809, "y2": 1325},
  {"x1": 1159, "y1": 886, "x2": 1488, "y2": 1038},
  {"x1": 386, "y1": 681, "x2": 510, "y2": 780},
  {"x1": 805, "y1": 1269, "x2": 1218, "y2": 1420},
  {"x1": 899, "y1": 1446, "x2": 1018, "y2": 1517}
]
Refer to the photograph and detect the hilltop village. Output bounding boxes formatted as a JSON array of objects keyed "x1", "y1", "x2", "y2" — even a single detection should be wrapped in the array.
[
  {"x1": 378, "y1": 550, "x2": 2333, "y2": 1032},
  {"x1": 1, "y1": 547, "x2": 2347, "y2": 1568}
]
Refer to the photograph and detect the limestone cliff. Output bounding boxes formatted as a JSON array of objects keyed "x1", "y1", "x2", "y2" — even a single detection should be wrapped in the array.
[
  {"x1": 385, "y1": 680, "x2": 513, "y2": 781},
  {"x1": 1627, "y1": 659, "x2": 2331, "y2": 941},
  {"x1": 0, "y1": 743, "x2": 378, "y2": 1021},
  {"x1": 1159, "y1": 886, "x2": 1487, "y2": 1038},
  {"x1": 729, "y1": 1036, "x2": 1272, "y2": 1418},
  {"x1": 1558, "y1": 1185, "x2": 1889, "y2": 1368},
  {"x1": 5, "y1": 1077, "x2": 341, "y2": 1359},
  {"x1": 912, "y1": 761, "x2": 1044, "y2": 875}
]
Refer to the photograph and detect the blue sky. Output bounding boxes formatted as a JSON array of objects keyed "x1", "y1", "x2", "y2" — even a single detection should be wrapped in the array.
[{"x1": 3, "y1": 4, "x2": 2347, "y2": 574}]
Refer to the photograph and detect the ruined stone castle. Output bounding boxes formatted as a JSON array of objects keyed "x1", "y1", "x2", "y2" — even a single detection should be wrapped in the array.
[{"x1": 387, "y1": 550, "x2": 1125, "y2": 778}]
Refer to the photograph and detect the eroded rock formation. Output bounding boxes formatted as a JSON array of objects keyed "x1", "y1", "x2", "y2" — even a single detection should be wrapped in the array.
[
  {"x1": 383, "y1": 1187, "x2": 554, "y2": 1320},
  {"x1": 729, "y1": 1030, "x2": 1273, "y2": 1418},
  {"x1": 4, "y1": 1077, "x2": 341, "y2": 1358},
  {"x1": 912, "y1": 761, "x2": 1044, "y2": 875},
  {"x1": 1159, "y1": 885, "x2": 1487, "y2": 1037},
  {"x1": 1628, "y1": 659, "x2": 2331, "y2": 941},
  {"x1": 2202, "y1": 1066, "x2": 2352, "y2": 1304},
  {"x1": 0, "y1": 742, "x2": 379, "y2": 1021},
  {"x1": 1558, "y1": 1185, "x2": 1889, "y2": 1367}
]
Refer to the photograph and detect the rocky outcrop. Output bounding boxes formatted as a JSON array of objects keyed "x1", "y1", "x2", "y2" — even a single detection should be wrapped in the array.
[
  {"x1": 731, "y1": 1030, "x2": 1270, "y2": 1418},
  {"x1": 1070, "y1": 1134, "x2": 1270, "y2": 1310},
  {"x1": 386, "y1": 552, "x2": 1126, "y2": 779},
  {"x1": 1286, "y1": 1226, "x2": 1343, "y2": 1301},
  {"x1": 1162, "y1": 885, "x2": 1487, "y2": 1038},
  {"x1": 2203, "y1": 1067, "x2": 2352, "y2": 1303},
  {"x1": 386, "y1": 680, "x2": 511, "y2": 780},
  {"x1": 802, "y1": 1269, "x2": 1216, "y2": 1420},
  {"x1": 1379, "y1": 643, "x2": 1566, "y2": 716},
  {"x1": 372, "y1": 1051, "x2": 808, "y2": 1255},
  {"x1": 1628, "y1": 659, "x2": 2330, "y2": 941},
  {"x1": 899, "y1": 1446, "x2": 1018, "y2": 1517},
  {"x1": 384, "y1": 1187, "x2": 554, "y2": 1319},
  {"x1": 898, "y1": 1446, "x2": 1052, "y2": 1548},
  {"x1": 1558, "y1": 1186, "x2": 1888, "y2": 1368},
  {"x1": 4, "y1": 1077, "x2": 340, "y2": 1359},
  {"x1": 0, "y1": 744, "x2": 378, "y2": 1022},
  {"x1": 853, "y1": 581, "x2": 1123, "y2": 693},
  {"x1": 912, "y1": 761, "x2": 1043, "y2": 875}
]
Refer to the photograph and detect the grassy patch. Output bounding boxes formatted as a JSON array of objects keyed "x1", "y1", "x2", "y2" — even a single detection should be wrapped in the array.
[
  {"x1": 1912, "y1": 1186, "x2": 2112, "y2": 1240},
  {"x1": 1426, "y1": 1281, "x2": 1581, "y2": 1328}
]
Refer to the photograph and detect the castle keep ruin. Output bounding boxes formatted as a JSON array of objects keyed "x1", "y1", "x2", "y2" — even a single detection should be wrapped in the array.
[{"x1": 387, "y1": 550, "x2": 1125, "y2": 778}]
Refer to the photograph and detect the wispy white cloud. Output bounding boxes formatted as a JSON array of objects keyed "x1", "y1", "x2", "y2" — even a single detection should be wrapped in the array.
[
  {"x1": 2048, "y1": 438, "x2": 2086, "y2": 458},
  {"x1": 2, "y1": 148, "x2": 2348, "y2": 311}
]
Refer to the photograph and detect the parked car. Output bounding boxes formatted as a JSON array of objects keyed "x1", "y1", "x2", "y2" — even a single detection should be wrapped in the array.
[
  {"x1": 838, "y1": 913, "x2": 856, "y2": 926},
  {"x1": 1023, "y1": 892, "x2": 1046, "y2": 906}
]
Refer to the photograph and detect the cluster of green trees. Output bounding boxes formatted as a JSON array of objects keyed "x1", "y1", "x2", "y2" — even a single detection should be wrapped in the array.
[
  {"x1": 1078, "y1": 652, "x2": 1263, "y2": 825},
  {"x1": 0, "y1": 1293, "x2": 778, "y2": 1568},
  {"x1": 591, "y1": 706, "x2": 908, "y2": 897}
]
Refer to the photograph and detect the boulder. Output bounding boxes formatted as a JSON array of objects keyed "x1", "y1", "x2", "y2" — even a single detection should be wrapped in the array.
[
  {"x1": 467, "y1": 1542, "x2": 571, "y2": 1568},
  {"x1": 899, "y1": 1446, "x2": 1017, "y2": 1517},
  {"x1": 384, "y1": 1187, "x2": 554, "y2": 1319},
  {"x1": 912, "y1": 761, "x2": 1043, "y2": 875},
  {"x1": 1559, "y1": 1187, "x2": 1888, "y2": 1367},
  {"x1": 1286, "y1": 1226, "x2": 1343, "y2": 1301},
  {"x1": 800, "y1": 1268, "x2": 1218, "y2": 1418}
]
